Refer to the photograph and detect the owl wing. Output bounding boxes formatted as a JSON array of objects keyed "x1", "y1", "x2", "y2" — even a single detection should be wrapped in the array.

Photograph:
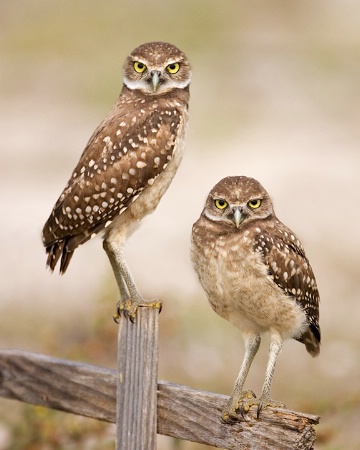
[
  {"x1": 42, "y1": 105, "x2": 183, "y2": 272},
  {"x1": 253, "y1": 223, "x2": 321, "y2": 347}
]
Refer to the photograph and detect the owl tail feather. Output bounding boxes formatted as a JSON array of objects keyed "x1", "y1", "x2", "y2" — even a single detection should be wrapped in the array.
[
  {"x1": 44, "y1": 228, "x2": 100, "y2": 274},
  {"x1": 297, "y1": 324, "x2": 321, "y2": 357},
  {"x1": 45, "y1": 240, "x2": 74, "y2": 274}
]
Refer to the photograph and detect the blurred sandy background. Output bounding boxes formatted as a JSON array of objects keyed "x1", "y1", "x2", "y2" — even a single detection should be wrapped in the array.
[{"x1": 1, "y1": 0, "x2": 359, "y2": 449}]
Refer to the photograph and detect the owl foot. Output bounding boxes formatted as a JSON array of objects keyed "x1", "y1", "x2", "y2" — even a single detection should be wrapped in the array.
[
  {"x1": 221, "y1": 390, "x2": 257, "y2": 422},
  {"x1": 221, "y1": 391, "x2": 286, "y2": 422},
  {"x1": 113, "y1": 298, "x2": 162, "y2": 323}
]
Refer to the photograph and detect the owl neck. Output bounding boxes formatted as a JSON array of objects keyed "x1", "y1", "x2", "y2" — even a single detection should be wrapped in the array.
[
  {"x1": 201, "y1": 213, "x2": 277, "y2": 237},
  {"x1": 121, "y1": 84, "x2": 189, "y2": 107}
]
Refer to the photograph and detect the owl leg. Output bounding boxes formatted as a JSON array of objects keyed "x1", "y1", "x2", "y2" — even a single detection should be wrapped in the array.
[
  {"x1": 103, "y1": 241, "x2": 130, "y2": 322},
  {"x1": 222, "y1": 333, "x2": 261, "y2": 422},
  {"x1": 255, "y1": 329, "x2": 286, "y2": 417},
  {"x1": 103, "y1": 239, "x2": 161, "y2": 322}
]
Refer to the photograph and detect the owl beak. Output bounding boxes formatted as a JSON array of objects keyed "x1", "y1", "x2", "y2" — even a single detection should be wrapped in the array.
[
  {"x1": 150, "y1": 70, "x2": 161, "y2": 92},
  {"x1": 233, "y1": 208, "x2": 243, "y2": 228}
]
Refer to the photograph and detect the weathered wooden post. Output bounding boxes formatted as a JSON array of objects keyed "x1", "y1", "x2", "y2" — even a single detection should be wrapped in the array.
[{"x1": 116, "y1": 307, "x2": 160, "y2": 450}]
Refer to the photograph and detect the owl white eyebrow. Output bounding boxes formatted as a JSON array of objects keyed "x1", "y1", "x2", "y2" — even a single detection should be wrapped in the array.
[
  {"x1": 169, "y1": 78, "x2": 191, "y2": 88},
  {"x1": 211, "y1": 196, "x2": 227, "y2": 202},
  {"x1": 123, "y1": 78, "x2": 149, "y2": 90},
  {"x1": 203, "y1": 209, "x2": 229, "y2": 223},
  {"x1": 131, "y1": 57, "x2": 147, "y2": 64},
  {"x1": 165, "y1": 59, "x2": 181, "y2": 66}
]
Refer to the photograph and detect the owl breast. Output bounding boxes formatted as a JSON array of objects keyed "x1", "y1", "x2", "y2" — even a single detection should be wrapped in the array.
[
  {"x1": 192, "y1": 229, "x2": 307, "y2": 340},
  {"x1": 128, "y1": 113, "x2": 186, "y2": 221},
  {"x1": 104, "y1": 104, "x2": 187, "y2": 244}
]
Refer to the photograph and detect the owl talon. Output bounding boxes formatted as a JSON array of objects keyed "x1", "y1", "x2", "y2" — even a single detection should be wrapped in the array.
[
  {"x1": 239, "y1": 403, "x2": 251, "y2": 419},
  {"x1": 222, "y1": 390, "x2": 256, "y2": 422},
  {"x1": 114, "y1": 299, "x2": 162, "y2": 322},
  {"x1": 113, "y1": 309, "x2": 121, "y2": 324},
  {"x1": 256, "y1": 399, "x2": 286, "y2": 419},
  {"x1": 225, "y1": 395, "x2": 286, "y2": 420},
  {"x1": 256, "y1": 402, "x2": 263, "y2": 418},
  {"x1": 221, "y1": 391, "x2": 286, "y2": 421}
]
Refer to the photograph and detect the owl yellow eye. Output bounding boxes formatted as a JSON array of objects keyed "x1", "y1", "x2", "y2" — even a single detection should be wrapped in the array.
[
  {"x1": 248, "y1": 199, "x2": 262, "y2": 209},
  {"x1": 166, "y1": 62, "x2": 180, "y2": 74},
  {"x1": 134, "y1": 61, "x2": 147, "y2": 73},
  {"x1": 215, "y1": 199, "x2": 228, "y2": 210}
]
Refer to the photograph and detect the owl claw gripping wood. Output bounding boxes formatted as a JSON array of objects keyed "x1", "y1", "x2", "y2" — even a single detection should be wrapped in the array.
[
  {"x1": 191, "y1": 176, "x2": 321, "y2": 421},
  {"x1": 113, "y1": 299, "x2": 162, "y2": 324},
  {"x1": 42, "y1": 42, "x2": 191, "y2": 320}
]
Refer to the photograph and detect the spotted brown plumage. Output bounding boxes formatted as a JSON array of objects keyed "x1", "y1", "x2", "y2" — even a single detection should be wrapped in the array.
[
  {"x1": 42, "y1": 42, "x2": 191, "y2": 318},
  {"x1": 191, "y1": 176, "x2": 320, "y2": 421},
  {"x1": 254, "y1": 223, "x2": 320, "y2": 355}
]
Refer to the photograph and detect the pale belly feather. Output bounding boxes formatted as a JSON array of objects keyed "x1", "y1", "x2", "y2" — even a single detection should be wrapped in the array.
[{"x1": 200, "y1": 242, "x2": 307, "y2": 340}]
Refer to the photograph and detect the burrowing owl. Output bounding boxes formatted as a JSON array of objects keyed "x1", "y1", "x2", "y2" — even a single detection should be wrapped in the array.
[
  {"x1": 42, "y1": 42, "x2": 191, "y2": 320},
  {"x1": 191, "y1": 176, "x2": 320, "y2": 421}
]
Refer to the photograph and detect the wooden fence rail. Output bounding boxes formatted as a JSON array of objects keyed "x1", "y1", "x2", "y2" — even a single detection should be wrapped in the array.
[{"x1": 0, "y1": 348, "x2": 319, "y2": 449}]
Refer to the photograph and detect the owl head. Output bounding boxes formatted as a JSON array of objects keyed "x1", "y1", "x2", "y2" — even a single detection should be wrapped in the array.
[
  {"x1": 123, "y1": 41, "x2": 191, "y2": 95},
  {"x1": 202, "y1": 176, "x2": 274, "y2": 229}
]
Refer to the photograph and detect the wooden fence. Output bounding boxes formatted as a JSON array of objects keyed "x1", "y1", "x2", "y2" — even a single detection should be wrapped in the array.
[{"x1": 0, "y1": 308, "x2": 319, "y2": 449}]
